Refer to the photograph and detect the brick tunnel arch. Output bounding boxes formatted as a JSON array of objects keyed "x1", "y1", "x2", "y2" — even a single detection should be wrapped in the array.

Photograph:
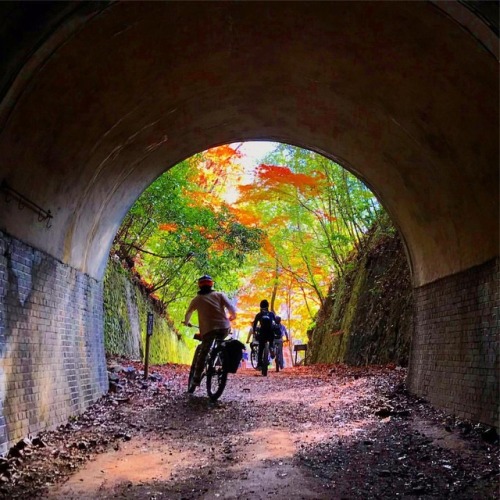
[{"x1": 0, "y1": 2, "x2": 497, "y2": 451}]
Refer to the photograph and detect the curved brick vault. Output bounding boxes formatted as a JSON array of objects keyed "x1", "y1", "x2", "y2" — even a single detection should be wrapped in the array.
[
  {"x1": 0, "y1": 2, "x2": 497, "y2": 450},
  {"x1": 0, "y1": 1, "x2": 497, "y2": 285}
]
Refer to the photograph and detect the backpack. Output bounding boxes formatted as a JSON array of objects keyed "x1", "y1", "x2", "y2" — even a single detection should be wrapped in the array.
[
  {"x1": 259, "y1": 311, "x2": 274, "y2": 335},
  {"x1": 223, "y1": 339, "x2": 245, "y2": 373},
  {"x1": 273, "y1": 322, "x2": 282, "y2": 340}
]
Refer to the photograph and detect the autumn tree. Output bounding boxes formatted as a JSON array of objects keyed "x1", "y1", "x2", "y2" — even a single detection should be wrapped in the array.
[
  {"x1": 111, "y1": 147, "x2": 264, "y2": 310},
  {"x1": 231, "y1": 144, "x2": 382, "y2": 342},
  {"x1": 110, "y1": 141, "x2": 383, "y2": 347}
]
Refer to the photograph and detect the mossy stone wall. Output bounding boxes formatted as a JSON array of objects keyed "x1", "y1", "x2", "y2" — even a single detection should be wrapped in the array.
[
  {"x1": 308, "y1": 227, "x2": 413, "y2": 366},
  {"x1": 103, "y1": 261, "x2": 191, "y2": 365}
]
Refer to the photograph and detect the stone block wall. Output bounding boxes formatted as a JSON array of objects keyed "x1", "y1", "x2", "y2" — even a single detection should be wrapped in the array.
[
  {"x1": 0, "y1": 230, "x2": 108, "y2": 455},
  {"x1": 408, "y1": 258, "x2": 499, "y2": 428}
]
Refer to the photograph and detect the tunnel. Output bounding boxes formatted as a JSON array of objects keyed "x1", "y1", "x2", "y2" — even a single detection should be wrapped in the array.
[{"x1": 0, "y1": 1, "x2": 498, "y2": 453}]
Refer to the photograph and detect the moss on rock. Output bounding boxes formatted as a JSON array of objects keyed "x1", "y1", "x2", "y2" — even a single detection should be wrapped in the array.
[
  {"x1": 103, "y1": 261, "x2": 191, "y2": 365},
  {"x1": 308, "y1": 220, "x2": 413, "y2": 366}
]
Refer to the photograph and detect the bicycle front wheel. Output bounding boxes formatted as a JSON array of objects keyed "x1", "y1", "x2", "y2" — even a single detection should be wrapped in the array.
[{"x1": 206, "y1": 350, "x2": 228, "y2": 401}]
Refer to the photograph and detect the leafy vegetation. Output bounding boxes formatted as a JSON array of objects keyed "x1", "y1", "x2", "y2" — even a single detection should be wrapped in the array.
[{"x1": 109, "y1": 142, "x2": 384, "y2": 350}]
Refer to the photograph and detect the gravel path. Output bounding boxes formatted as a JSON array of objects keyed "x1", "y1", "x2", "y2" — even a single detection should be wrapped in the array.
[{"x1": 1, "y1": 362, "x2": 498, "y2": 499}]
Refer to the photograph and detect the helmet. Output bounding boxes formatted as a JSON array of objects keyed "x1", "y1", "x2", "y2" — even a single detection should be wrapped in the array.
[
  {"x1": 260, "y1": 299, "x2": 269, "y2": 309},
  {"x1": 197, "y1": 275, "x2": 214, "y2": 288}
]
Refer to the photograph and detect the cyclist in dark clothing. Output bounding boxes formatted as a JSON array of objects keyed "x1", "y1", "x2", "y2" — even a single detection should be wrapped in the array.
[{"x1": 252, "y1": 299, "x2": 276, "y2": 370}]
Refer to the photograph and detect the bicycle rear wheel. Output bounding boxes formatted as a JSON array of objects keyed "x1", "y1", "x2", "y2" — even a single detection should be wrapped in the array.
[
  {"x1": 206, "y1": 349, "x2": 228, "y2": 401},
  {"x1": 187, "y1": 345, "x2": 202, "y2": 393},
  {"x1": 262, "y1": 344, "x2": 269, "y2": 376}
]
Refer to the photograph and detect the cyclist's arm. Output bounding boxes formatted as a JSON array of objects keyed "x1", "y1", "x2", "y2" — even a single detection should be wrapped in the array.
[
  {"x1": 252, "y1": 313, "x2": 260, "y2": 333},
  {"x1": 183, "y1": 297, "x2": 197, "y2": 325},
  {"x1": 246, "y1": 328, "x2": 253, "y2": 343},
  {"x1": 283, "y1": 326, "x2": 289, "y2": 341},
  {"x1": 221, "y1": 293, "x2": 237, "y2": 321}
]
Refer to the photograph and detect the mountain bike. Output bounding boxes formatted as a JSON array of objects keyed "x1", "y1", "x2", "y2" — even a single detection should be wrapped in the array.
[{"x1": 186, "y1": 326, "x2": 230, "y2": 401}]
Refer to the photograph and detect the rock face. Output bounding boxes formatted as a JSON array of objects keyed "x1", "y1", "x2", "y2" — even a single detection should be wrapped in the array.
[
  {"x1": 103, "y1": 261, "x2": 192, "y2": 365},
  {"x1": 308, "y1": 222, "x2": 413, "y2": 366}
]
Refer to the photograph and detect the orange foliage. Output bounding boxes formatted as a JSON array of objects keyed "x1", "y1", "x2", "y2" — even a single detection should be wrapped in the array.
[
  {"x1": 205, "y1": 145, "x2": 241, "y2": 165},
  {"x1": 237, "y1": 164, "x2": 326, "y2": 203},
  {"x1": 158, "y1": 223, "x2": 178, "y2": 231},
  {"x1": 314, "y1": 209, "x2": 337, "y2": 222},
  {"x1": 261, "y1": 237, "x2": 276, "y2": 258},
  {"x1": 210, "y1": 240, "x2": 230, "y2": 252},
  {"x1": 192, "y1": 145, "x2": 243, "y2": 193},
  {"x1": 227, "y1": 206, "x2": 260, "y2": 226},
  {"x1": 268, "y1": 214, "x2": 290, "y2": 227},
  {"x1": 256, "y1": 164, "x2": 325, "y2": 191},
  {"x1": 185, "y1": 189, "x2": 223, "y2": 210}
]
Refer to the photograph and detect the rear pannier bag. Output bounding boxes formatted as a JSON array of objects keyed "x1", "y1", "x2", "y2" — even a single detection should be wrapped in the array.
[{"x1": 223, "y1": 339, "x2": 245, "y2": 373}]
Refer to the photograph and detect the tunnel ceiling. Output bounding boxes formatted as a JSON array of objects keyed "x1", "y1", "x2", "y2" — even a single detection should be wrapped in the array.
[{"x1": 0, "y1": 1, "x2": 498, "y2": 286}]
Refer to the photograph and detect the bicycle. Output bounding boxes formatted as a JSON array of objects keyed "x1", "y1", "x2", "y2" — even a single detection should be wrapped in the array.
[{"x1": 186, "y1": 326, "x2": 230, "y2": 401}]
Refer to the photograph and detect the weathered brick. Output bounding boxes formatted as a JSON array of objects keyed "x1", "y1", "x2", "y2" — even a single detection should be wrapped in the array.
[
  {"x1": 408, "y1": 258, "x2": 499, "y2": 427},
  {"x1": 0, "y1": 230, "x2": 108, "y2": 453}
]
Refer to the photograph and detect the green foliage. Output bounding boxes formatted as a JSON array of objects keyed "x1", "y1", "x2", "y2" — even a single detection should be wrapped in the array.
[
  {"x1": 111, "y1": 157, "x2": 264, "y2": 332},
  {"x1": 103, "y1": 262, "x2": 137, "y2": 357},
  {"x1": 109, "y1": 142, "x2": 391, "y2": 358},
  {"x1": 234, "y1": 143, "x2": 384, "y2": 340},
  {"x1": 103, "y1": 260, "x2": 192, "y2": 364},
  {"x1": 260, "y1": 144, "x2": 382, "y2": 277}
]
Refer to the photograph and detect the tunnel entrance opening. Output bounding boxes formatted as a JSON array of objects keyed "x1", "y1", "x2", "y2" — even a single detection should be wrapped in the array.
[{"x1": 105, "y1": 141, "x2": 407, "y2": 368}]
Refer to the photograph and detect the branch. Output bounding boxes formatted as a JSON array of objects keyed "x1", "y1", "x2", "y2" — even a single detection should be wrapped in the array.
[{"x1": 128, "y1": 243, "x2": 194, "y2": 261}]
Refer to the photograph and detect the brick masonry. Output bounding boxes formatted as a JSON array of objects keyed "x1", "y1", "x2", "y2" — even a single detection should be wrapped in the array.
[
  {"x1": 0, "y1": 230, "x2": 498, "y2": 456},
  {"x1": 0, "y1": 230, "x2": 108, "y2": 455},
  {"x1": 408, "y1": 258, "x2": 499, "y2": 428}
]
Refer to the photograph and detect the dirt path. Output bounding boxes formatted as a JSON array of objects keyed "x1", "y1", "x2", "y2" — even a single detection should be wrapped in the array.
[{"x1": 2, "y1": 364, "x2": 498, "y2": 499}]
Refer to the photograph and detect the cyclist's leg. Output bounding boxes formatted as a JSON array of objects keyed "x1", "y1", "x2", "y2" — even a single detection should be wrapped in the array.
[
  {"x1": 276, "y1": 340, "x2": 284, "y2": 368},
  {"x1": 205, "y1": 328, "x2": 229, "y2": 366},
  {"x1": 193, "y1": 332, "x2": 216, "y2": 383}
]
